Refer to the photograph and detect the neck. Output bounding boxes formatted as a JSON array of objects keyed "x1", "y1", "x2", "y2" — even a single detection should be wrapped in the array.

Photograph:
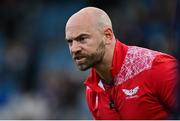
[
  {"x1": 94, "y1": 40, "x2": 116, "y2": 84},
  {"x1": 95, "y1": 63, "x2": 112, "y2": 84}
]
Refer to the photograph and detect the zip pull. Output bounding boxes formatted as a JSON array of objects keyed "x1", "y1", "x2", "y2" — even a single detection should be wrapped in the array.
[
  {"x1": 109, "y1": 95, "x2": 115, "y2": 109},
  {"x1": 109, "y1": 90, "x2": 118, "y2": 112}
]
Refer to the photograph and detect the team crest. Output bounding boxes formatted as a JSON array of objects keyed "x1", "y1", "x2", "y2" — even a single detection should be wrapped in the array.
[{"x1": 122, "y1": 86, "x2": 139, "y2": 96}]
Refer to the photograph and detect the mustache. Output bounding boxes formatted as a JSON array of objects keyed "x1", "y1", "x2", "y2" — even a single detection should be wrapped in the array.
[{"x1": 72, "y1": 54, "x2": 87, "y2": 60}]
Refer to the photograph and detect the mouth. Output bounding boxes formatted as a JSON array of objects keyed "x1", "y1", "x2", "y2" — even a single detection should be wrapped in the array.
[{"x1": 74, "y1": 57, "x2": 86, "y2": 65}]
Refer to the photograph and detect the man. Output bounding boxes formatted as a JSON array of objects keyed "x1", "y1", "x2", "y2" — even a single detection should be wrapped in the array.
[{"x1": 65, "y1": 7, "x2": 178, "y2": 119}]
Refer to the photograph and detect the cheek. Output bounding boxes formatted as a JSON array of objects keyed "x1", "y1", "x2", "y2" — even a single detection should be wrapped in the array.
[{"x1": 86, "y1": 40, "x2": 101, "y2": 51}]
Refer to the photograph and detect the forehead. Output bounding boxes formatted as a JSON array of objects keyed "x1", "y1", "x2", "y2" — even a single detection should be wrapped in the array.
[
  {"x1": 65, "y1": 13, "x2": 98, "y2": 38},
  {"x1": 65, "y1": 24, "x2": 94, "y2": 40}
]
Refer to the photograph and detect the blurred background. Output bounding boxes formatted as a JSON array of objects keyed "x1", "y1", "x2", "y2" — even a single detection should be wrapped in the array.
[{"x1": 0, "y1": 0, "x2": 179, "y2": 119}]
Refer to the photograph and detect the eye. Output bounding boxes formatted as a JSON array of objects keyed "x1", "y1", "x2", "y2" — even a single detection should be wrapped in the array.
[
  {"x1": 79, "y1": 37, "x2": 85, "y2": 41},
  {"x1": 78, "y1": 36, "x2": 87, "y2": 43},
  {"x1": 67, "y1": 39, "x2": 73, "y2": 46},
  {"x1": 67, "y1": 39, "x2": 71, "y2": 43}
]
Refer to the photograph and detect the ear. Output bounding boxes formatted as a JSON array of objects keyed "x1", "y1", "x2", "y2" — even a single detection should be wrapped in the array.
[{"x1": 104, "y1": 27, "x2": 113, "y2": 44}]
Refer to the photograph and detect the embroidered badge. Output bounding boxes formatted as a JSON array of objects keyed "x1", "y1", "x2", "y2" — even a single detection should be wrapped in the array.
[{"x1": 122, "y1": 86, "x2": 139, "y2": 99}]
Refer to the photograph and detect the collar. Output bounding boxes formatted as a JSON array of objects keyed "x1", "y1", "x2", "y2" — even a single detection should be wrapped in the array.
[{"x1": 84, "y1": 40, "x2": 128, "y2": 92}]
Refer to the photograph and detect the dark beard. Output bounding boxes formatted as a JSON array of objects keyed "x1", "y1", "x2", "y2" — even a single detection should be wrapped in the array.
[{"x1": 79, "y1": 41, "x2": 105, "y2": 71}]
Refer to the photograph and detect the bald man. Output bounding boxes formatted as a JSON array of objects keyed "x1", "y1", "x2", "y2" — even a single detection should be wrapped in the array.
[{"x1": 65, "y1": 7, "x2": 178, "y2": 120}]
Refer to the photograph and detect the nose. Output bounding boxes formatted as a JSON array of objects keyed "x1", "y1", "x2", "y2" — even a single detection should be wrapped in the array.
[{"x1": 70, "y1": 40, "x2": 81, "y2": 54}]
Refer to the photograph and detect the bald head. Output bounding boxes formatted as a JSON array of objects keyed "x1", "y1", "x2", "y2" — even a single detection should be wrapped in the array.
[
  {"x1": 65, "y1": 7, "x2": 116, "y2": 72},
  {"x1": 66, "y1": 7, "x2": 112, "y2": 31}
]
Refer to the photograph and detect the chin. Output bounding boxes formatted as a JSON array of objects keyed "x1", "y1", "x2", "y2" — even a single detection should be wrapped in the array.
[
  {"x1": 79, "y1": 67, "x2": 88, "y2": 71},
  {"x1": 78, "y1": 65, "x2": 90, "y2": 71}
]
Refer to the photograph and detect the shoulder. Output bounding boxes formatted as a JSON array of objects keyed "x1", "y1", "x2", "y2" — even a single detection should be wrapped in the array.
[
  {"x1": 148, "y1": 52, "x2": 178, "y2": 98},
  {"x1": 152, "y1": 53, "x2": 177, "y2": 66},
  {"x1": 151, "y1": 53, "x2": 177, "y2": 77},
  {"x1": 126, "y1": 46, "x2": 177, "y2": 74},
  {"x1": 114, "y1": 46, "x2": 159, "y2": 85},
  {"x1": 125, "y1": 46, "x2": 159, "y2": 70}
]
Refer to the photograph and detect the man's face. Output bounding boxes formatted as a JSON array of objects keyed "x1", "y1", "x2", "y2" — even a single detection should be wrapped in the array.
[{"x1": 65, "y1": 24, "x2": 106, "y2": 71}]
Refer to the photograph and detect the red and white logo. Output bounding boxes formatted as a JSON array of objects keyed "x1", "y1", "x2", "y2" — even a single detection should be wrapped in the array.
[{"x1": 122, "y1": 86, "x2": 139, "y2": 99}]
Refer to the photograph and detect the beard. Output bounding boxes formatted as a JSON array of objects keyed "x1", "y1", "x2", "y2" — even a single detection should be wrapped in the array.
[{"x1": 74, "y1": 41, "x2": 105, "y2": 71}]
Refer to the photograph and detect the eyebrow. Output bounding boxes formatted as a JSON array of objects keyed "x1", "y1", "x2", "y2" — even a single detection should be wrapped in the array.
[{"x1": 66, "y1": 33, "x2": 89, "y2": 41}]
